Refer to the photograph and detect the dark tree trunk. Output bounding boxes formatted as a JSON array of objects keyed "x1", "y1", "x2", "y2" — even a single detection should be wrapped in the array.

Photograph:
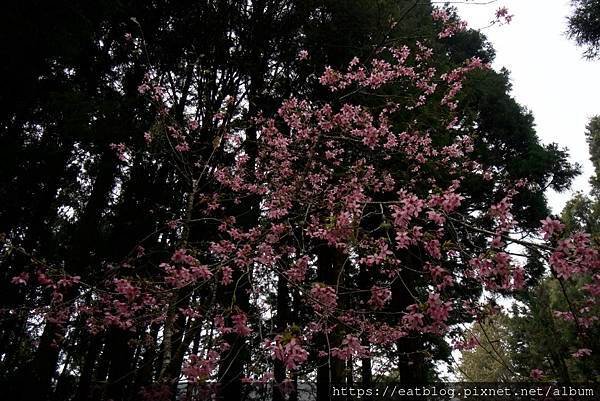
[
  {"x1": 316, "y1": 245, "x2": 346, "y2": 401},
  {"x1": 26, "y1": 322, "x2": 63, "y2": 401},
  {"x1": 358, "y1": 262, "x2": 372, "y2": 385},
  {"x1": 105, "y1": 328, "x2": 134, "y2": 401},
  {"x1": 391, "y1": 253, "x2": 426, "y2": 384},
  {"x1": 273, "y1": 270, "x2": 290, "y2": 401},
  {"x1": 76, "y1": 334, "x2": 101, "y2": 401},
  {"x1": 134, "y1": 323, "x2": 160, "y2": 398}
]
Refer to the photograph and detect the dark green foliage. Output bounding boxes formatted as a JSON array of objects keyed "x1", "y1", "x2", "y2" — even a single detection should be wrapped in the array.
[
  {"x1": 586, "y1": 116, "x2": 600, "y2": 193},
  {"x1": 458, "y1": 67, "x2": 579, "y2": 228},
  {"x1": 568, "y1": 0, "x2": 600, "y2": 59}
]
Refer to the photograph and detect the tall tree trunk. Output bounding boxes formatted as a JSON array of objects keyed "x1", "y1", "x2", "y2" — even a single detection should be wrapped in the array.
[
  {"x1": 391, "y1": 253, "x2": 426, "y2": 383},
  {"x1": 396, "y1": 336, "x2": 425, "y2": 383},
  {"x1": 316, "y1": 245, "x2": 345, "y2": 401},
  {"x1": 134, "y1": 323, "x2": 160, "y2": 399},
  {"x1": 27, "y1": 322, "x2": 63, "y2": 401},
  {"x1": 0, "y1": 133, "x2": 72, "y2": 376},
  {"x1": 358, "y1": 262, "x2": 372, "y2": 385},
  {"x1": 105, "y1": 328, "x2": 134, "y2": 401},
  {"x1": 76, "y1": 334, "x2": 101, "y2": 401},
  {"x1": 273, "y1": 269, "x2": 290, "y2": 401},
  {"x1": 217, "y1": 2, "x2": 269, "y2": 396}
]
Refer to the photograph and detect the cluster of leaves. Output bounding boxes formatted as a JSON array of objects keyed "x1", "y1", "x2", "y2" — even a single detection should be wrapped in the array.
[{"x1": 568, "y1": 0, "x2": 600, "y2": 59}]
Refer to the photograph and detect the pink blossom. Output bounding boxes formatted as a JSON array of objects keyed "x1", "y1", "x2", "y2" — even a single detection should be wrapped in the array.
[
  {"x1": 425, "y1": 239, "x2": 442, "y2": 260},
  {"x1": 361, "y1": 240, "x2": 393, "y2": 266},
  {"x1": 426, "y1": 293, "x2": 452, "y2": 323},
  {"x1": 270, "y1": 336, "x2": 308, "y2": 370},
  {"x1": 137, "y1": 82, "x2": 151, "y2": 94},
  {"x1": 221, "y1": 266, "x2": 233, "y2": 285},
  {"x1": 572, "y1": 348, "x2": 592, "y2": 358},
  {"x1": 553, "y1": 310, "x2": 574, "y2": 321},
  {"x1": 530, "y1": 369, "x2": 544, "y2": 380},
  {"x1": 57, "y1": 275, "x2": 81, "y2": 288},
  {"x1": 36, "y1": 272, "x2": 53, "y2": 286},
  {"x1": 319, "y1": 66, "x2": 341, "y2": 88},
  {"x1": 190, "y1": 265, "x2": 212, "y2": 280},
  {"x1": 494, "y1": 6, "x2": 513, "y2": 24},
  {"x1": 297, "y1": 50, "x2": 309, "y2": 61},
  {"x1": 331, "y1": 335, "x2": 368, "y2": 360},
  {"x1": 113, "y1": 278, "x2": 139, "y2": 302},
  {"x1": 310, "y1": 284, "x2": 337, "y2": 313},
  {"x1": 182, "y1": 350, "x2": 219, "y2": 382},
  {"x1": 171, "y1": 248, "x2": 196, "y2": 265},
  {"x1": 11, "y1": 272, "x2": 29, "y2": 286},
  {"x1": 540, "y1": 216, "x2": 565, "y2": 240},
  {"x1": 427, "y1": 211, "x2": 445, "y2": 225},
  {"x1": 368, "y1": 286, "x2": 391, "y2": 310},
  {"x1": 402, "y1": 308, "x2": 425, "y2": 331},
  {"x1": 287, "y1": 256, "x2": 309, "y2": 283},
  {"x1": 231, "y1": 312, "x2": 252, "y2": 336},
  {"x1": 431, "y1": 9, "x2": 450, "y2": 23},
  {"x1": 175, "y1": 141, "x2": 190, "y2": 153},
  {"x1": 166, "y1": 219, "x2": 179, "y2": 229},
  {"x1": 368, "y1": 323, "x2": 407, "y2": 345},
  {"x1": 394, "y1": 231, "x2": 411, "y2": 249},
  {"x1": 454, "y1": 335, "x2": 479, "y2": 351}
]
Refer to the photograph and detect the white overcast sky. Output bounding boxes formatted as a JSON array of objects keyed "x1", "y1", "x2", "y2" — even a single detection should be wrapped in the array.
[{"x1": 454, "y1": 0, "x2": 600, "y2": 214}]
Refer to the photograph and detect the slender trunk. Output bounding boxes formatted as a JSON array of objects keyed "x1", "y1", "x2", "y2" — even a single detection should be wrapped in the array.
[
  {"x1": 358, "y1": 262, "x2": 372, "y2": 385},
  {"x1": 105, "y1": 328, "x2": 134, "y2": 401},
  {"x1": 30, "y1": 150, "x2": 117, "y2": 400},
  {"x1": 92, "y1": 342, "x2": 110, "y2": 401},
  {"x1": 346, "y1": 358, "x2": 354, "y2": 384},
  {"x1": 217, "y1": 13, "x2": 265, "y2": 397},
  {"x1": 158, "y1": 177, "x2": 198, "y2": 397},
  {"x1": 360, "y1": 336, "x2": 372, "y2": 385},
  {"x1": 396, "y1": 336, "x2": 424, "y2": 383},
  {"x1": 53, "y1": 343, "x2": 76, "y2": 401},
  {"x1": 184, "y1": 321, "x2": 205, "y2": 401},
  {"x1": 76, "y1": 335, "x2": 101, "y2": 401},
  {"x1": 391, "y1": 252, "x2": 426, "y2": 384},
  {"x1": 25, "y1": 322, "x2": 64, "y2": 401},
  {"x1": 217, "y1": 284, "x2": 250, "y2": 400},
  {"x1": 273, "y1": 270, "x2": 290, "y2": 401},
  {"x1": 316, "y1": 245, "x2": 345, "y2": 401},
  {"x1": 167, "y1": 312, "x2": 200, "y2": 400},
  {"x1": 0, "y1": 134, "x2": 72, "y2": 377},
  {"x1": 134, "y1": 323, "x2": 160, "y2": 398}
]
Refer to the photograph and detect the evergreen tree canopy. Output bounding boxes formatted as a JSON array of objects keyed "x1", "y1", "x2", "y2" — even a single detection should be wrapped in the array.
[{"x1": 568, "y1": 0, "x2": 600, "y2": 59}]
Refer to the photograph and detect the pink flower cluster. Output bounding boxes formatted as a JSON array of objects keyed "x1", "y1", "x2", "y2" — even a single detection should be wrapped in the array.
[
  {"x1": 310, "y1": 284, "x2": 338, "y2": 314},
  {"x1": 540, "y1": 216, "x2": 565, "y2": 240},
  {"x1": 182, "y1": 350, "x2": 219, "y2": 382},
  {"x1": 331, "y1": 334, "x2": 368, "y2": 360},
  {"x1": 270, "y1": 335, "x2": 309, "y2": 370},
  {"x1": 494, "y1": 7, "x2": 513, "y2": 25},
  {"x1": 231, "y1": 312, "x2": 252, "y2": 336},
  {"x1": 368, "y1": 286, "x2": 391, "y2": 310},
  {"x1": 161, "y1": 248, "x2": 212, "y2": 288},
  {"x1": 431, "y1": 8, "x2": 467, "y2": 39}
]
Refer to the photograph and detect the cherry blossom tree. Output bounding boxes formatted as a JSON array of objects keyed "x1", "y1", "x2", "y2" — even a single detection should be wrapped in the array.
[{"x1": 1, "y1": 3, "x2": 597, "y2": 401}]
